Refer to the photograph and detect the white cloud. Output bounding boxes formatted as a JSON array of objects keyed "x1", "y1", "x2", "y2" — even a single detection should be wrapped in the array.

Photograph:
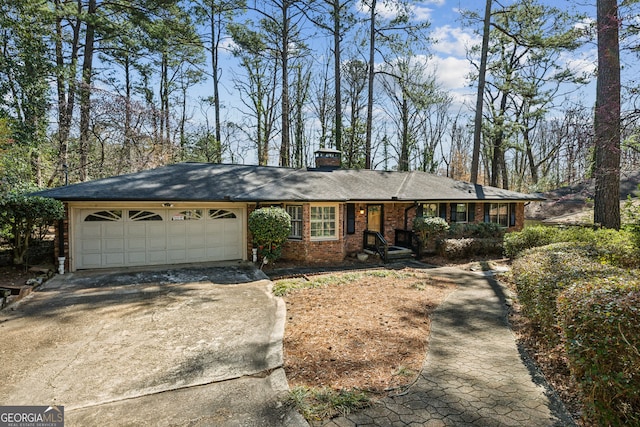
[
  {"x1": 559, "y1": 49, "x2": 597, "y2": 78},
  {"x1": 412, "y1": 4, "x2": 434, "y2": 21},
  {"x1": 429, "y1": 55, "x2": 472, "y2": 90},
  {"x1": 356, "y1": 0, "x2": 434, "y2": 22},
  {"x1": 431, "y1": 25, "x2": 478, "y2": 58}
]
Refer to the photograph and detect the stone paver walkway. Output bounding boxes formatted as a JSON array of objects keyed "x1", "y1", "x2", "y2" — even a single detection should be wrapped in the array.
[{"x1": 317, "y1": 266, "x2": 575, "y2": 427}]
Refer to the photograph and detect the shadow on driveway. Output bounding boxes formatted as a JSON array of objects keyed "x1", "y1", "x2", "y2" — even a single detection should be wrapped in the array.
[{"x1": 0, "y1": 261, "x2": 308, "y2": 427}]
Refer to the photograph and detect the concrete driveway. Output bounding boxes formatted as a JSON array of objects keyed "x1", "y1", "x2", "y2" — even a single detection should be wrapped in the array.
[{"x1": 0, "y1": 262, "x2": 308, "y2": 426}]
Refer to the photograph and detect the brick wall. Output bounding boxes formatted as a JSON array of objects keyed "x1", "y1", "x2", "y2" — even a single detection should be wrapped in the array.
[{"x1": 250, "y1": 200, "x2": 528, "y2": 265}]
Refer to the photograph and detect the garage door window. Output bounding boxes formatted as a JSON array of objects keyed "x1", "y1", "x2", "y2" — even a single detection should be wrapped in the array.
[
  {"x1": 129, "y1": 210, "x2": 163, "y2": 221},
  {"x1": 209, "y1": 209, "x2": 236, "y2": 219},
  {"x1": 84, "y1": 210, "x2": 122, "y2": 221}
]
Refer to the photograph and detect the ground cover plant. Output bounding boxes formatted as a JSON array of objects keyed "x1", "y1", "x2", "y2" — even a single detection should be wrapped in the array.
[{"x1": 275, "y1": 268, "x2": 456, "y2": 422}]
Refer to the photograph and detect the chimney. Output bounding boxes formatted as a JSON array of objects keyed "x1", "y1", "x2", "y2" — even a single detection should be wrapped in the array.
[{"x1": 314, "y1": 148, "x2": 341, "y2": 170}]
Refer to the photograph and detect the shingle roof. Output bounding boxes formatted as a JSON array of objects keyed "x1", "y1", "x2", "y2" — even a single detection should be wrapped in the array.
[{"x1": 33, "y1": 163, "x2": 544, "y2": 202}]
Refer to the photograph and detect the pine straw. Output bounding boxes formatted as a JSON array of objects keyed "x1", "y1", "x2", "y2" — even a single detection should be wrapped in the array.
[{"x1": 280, "y1": 268, "x2": 457, "y2": 394}]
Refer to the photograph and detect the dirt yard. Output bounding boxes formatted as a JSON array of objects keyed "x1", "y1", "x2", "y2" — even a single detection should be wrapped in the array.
[{"x1": 278, "y1": 267, "x2": 457, "y2": 393}]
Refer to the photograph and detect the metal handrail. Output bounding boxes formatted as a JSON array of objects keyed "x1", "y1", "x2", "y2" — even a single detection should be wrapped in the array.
[{"x1": 363, "y1": 230, "x2": 388, "y2": 261}]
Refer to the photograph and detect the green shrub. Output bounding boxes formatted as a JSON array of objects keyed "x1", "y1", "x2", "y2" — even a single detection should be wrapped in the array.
[
  {"x1": 503, "y1": 225, "x2": 559, "y2": 258},
  {"x1": 557, "y1": 277, "x2": 640, "y2": 426},
  {"x1": 413, "y1": 216, "x2": 449, "y2": 251},
  {"x1": 510, "y1": 242, "x2": 625, "y2": 345},
  {"x1": 248, "y1": 207, "x2": 291, "y2": 263},
  {"x1": 438, "y1": 238, "x2": 503, "y2": 259},
  {"x1": 505, "y1": 226, "x2": 640, "y2": 267},
  {"x1": 413, "y1": 216, "x2": 449, "y2": 240},
  {"x1": 448, "y1": 222, "x2": 505, "y2": 239},
  {"x1": 0, "y1": 189, "x2": 64, "y2": 265}
]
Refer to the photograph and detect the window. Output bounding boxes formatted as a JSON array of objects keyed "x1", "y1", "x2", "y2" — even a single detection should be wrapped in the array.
[
  {"x1": 209, "y1": 209, "x2": 236, "y2": 219},
  {"x1": 310, "y1": 205, "x2": 336, "y2": 240},
  {"x1": 422, "y1": 203, "x2": 438, "y2": 217},
  {"x1": 452, "y1": 203, "x2": 468, "y2": 223},
  {"x1": 129, "y1": 210, "x2": 163, "y2": 221},
  {"x1": 84, "y1": 210, "x2": 122, "y2": 222},
  {"x1": 286, "y1": 205, "x2": 303, "y2": 239},
  {"x1": 489, "y1": 203, "x2": 509, "y2": 227},
  {"x1": 485, "y1": 203, "x2": 516, "y2": 227}
]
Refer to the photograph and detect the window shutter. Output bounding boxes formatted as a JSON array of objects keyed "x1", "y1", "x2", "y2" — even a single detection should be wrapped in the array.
[
  {"x1": 439, "y1": 203, "x2": 447, "y2": 219},
  {"x1": 417, "y1": 204, "x2": 424, "y2": 217},
  {"x1": 510, "y1": 203, "x2": 517, "y2": 227},
  {"x1": 346, "y1": 204, "x2": 356, "y2": 234},
  {"x1": 468, "y1": 203, "x2": 475, "y2": 222},
  {"x1": 450, "y1": 203, "x2": 457, "y2": 222},
  {"x1": 484, "y1": 204, "x2": 490, "y2": 223}
]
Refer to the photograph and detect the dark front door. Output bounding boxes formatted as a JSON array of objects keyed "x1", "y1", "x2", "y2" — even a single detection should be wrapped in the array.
[{"x1": 367, "y1": 204, "x2": 383, "y2": 233}]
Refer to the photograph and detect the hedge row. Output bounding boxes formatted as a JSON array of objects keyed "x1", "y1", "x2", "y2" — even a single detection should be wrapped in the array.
[
  {"x1": 504, "y1": 225, "x2": 640, "y2": 268},
  {"x1": 437, "y1": 238, "x2": 503, "y2": 260},
  {"x1": 510, "y1": 243, "x2": 627, "y2": 345},
  {"x1": 509, "y1": 229, "x2": 640, "y2": 426},
  {"x1": 558, "y1": 277, "x2": 640, "y2": 426}
]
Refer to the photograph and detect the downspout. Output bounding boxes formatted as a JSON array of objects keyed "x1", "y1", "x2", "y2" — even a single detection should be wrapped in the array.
[
  {"x1": 404, "y1": 203, "x2": 418, "y2": 230},
  {"x1": 57, "y1": 219, "x2": 65, "y2": 274},
  {"x1": 58, "y1": 170, "x2": 68, "y2": 274}
]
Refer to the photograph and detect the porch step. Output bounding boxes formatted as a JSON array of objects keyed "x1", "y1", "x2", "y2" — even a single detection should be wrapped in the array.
[
  {"x1": 386, "y1": 245, "x2": 414, "y2": 259},
  {"x1": 364, "y1": 246, "x2": 414, "y2": 261}
]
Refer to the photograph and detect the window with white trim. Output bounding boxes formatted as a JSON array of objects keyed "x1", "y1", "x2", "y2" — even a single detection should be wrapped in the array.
[
  {"x1": 286, "y1": 205, "x2": 303, "y2": 239},
  {"x1": 489, "y1": 203, "x2": 509, "y2": 227},
  {"x1": 453, "y1": 203, "x2": 468, "y2": 223},
  {"x1": 310, "y1": 205, "x2": 337, "y2": 240}
]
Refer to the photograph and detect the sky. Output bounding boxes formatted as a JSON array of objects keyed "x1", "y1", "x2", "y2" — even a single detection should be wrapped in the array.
[
  {"x1": 181, "y1": 0, "x2": 608, "y2": 165},
  {"x1": 203, "y1": 0, "x2": 600, "y2": 115}
]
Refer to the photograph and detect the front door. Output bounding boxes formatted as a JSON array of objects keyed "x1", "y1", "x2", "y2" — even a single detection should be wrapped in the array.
[{"x1": 367, "y1": 204, "x2": 383, "y2": 233}]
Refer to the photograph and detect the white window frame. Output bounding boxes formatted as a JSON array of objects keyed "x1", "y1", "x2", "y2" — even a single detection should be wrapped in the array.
[
  {"x1": 286, "y1": 205, "x2": 303, "y2": 240},
  {"x1": 310, "y1": 204, "x2": 338, "y2": 241},
  {"x1": 489, "y1": 203, "x2": 509, "y2": 227},
  {"x1": 454, "y1": 203, "x2": 468, "y2": 223}
]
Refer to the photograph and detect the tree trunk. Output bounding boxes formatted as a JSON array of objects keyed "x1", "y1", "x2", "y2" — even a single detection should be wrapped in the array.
[
  {"x1": 279, "y1": 3, "x2": 291, "y2": 167},
  {"x1": 399, "y1": 94, "x2": 409, "y2": 171},
  {"x1": 364, "y1": 0, "x2": 376, "y2": 169},
  {"x1": 470, "y1": 0, "x2": 492, "y2": 184},
  {"x1": 333, "y1": 2, "x2": 342, "y2": 153},
  {"x1": 78, "y1": 0, "x2": 96, "y2": 182},
  {"x1": 211, "y1": 11, "x2": 222, "y2": 163},
  {"x1": 594, "y1": 0, "x2": 621, "y2": 229},
  {"x1": 48, "y1": 0, "x2": 81, "y2": 186},
  {"x1": 124, "y1": 54, "x2": 133, "y2": 173}
]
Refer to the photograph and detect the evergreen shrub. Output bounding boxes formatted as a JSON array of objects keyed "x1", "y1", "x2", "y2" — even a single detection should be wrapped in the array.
[
  {"x1": 248, "y1": 207, "x2": 291, "y2": 263},
  {"x1": 558, "y1": 277, "x2": 640, "y2": 426},
  {"x1": 510, "y1": 242, "x2": 625, "y2": 345}
]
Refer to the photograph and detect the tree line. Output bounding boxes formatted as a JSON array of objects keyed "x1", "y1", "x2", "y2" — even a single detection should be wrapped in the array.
[{"x1": 1, "y1": 1, "x2": 639, "y2": 215}]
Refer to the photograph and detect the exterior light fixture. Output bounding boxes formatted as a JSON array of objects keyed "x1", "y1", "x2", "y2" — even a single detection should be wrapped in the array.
[
  {"x1": 359, "y1": 208, "x2": 365, "y2": 215},
  {"x1": 162, "y1": 202, "x2": 174, "y2": 207}
]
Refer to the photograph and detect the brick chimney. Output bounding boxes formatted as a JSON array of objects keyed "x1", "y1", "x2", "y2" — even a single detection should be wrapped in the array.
[{"x1": 314, "y1": 148, "x2": 341, "y2": 170}]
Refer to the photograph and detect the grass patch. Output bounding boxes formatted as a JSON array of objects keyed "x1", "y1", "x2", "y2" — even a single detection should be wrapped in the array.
[
  {"x1": 287, "y1": 386, "x2": 370, "y2": 421},
  {"x1": 273, "y1": 270, "x2": 414, "y2": 296},
  {"x1": 393, "y1": 366, "x2": 416, "y2": 378}
]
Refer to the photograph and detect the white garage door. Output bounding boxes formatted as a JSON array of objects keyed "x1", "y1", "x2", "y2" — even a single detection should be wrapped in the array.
[{"x1": 75, "y1": 208, "x2": 243, "y2": 269}]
